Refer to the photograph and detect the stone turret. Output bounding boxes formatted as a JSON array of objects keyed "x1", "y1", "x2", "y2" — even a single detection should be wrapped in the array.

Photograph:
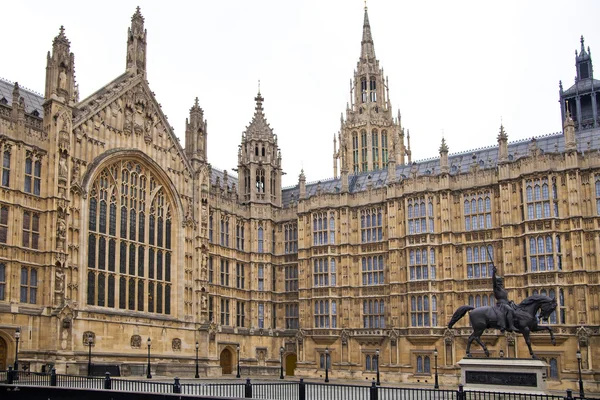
[
  {"x1": 237, "y1": 90, "x2": 283, "y2": 206},
  {"x1": 126, "y1": 7, "x2": 147, "y2": 77},
  {"x1": 497, "y1": 124, "x2": 509, "y2": 163},
  {"x1": 45, "y1": 26, "x2": 76, "y2": 103},
  {"x1": 185, "y1": 97, "x2": 208, "y2": 167},
  {"x1": 439, "y1": 137, "x2": 449, "y2": 174}
]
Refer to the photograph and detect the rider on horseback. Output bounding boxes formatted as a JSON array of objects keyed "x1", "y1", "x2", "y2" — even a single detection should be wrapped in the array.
[{"x1": 492, "y1": 266, "x2": 518, "y2": 332}]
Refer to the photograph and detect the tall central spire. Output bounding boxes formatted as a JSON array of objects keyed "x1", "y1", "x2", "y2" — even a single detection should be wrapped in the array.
[{"x1": 361, "y1": 6, "x2": 375, "y2": 60}]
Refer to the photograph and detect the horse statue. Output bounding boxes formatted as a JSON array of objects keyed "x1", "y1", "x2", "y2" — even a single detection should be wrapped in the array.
[{"x1": 448, "y1": 294, "x2": 557, "y2": 359}]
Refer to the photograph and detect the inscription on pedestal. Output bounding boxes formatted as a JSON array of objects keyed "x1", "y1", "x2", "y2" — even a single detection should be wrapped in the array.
[{"x1": 466, "y1": 371, "x2": 537, "y2": 387}]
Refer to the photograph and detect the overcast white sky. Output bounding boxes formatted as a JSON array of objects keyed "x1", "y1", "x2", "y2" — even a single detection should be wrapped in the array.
[{"x1": 3, "y1": 1, "x2": 599, "y2": 187}]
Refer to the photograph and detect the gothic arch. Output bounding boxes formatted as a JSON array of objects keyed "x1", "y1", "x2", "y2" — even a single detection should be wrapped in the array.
[
  {"x1": 79, "y1": 149, "x2": 185, "y2": 316},
  {"x1": 82, "y1": 149, "x2": 185, "y2": 221}
]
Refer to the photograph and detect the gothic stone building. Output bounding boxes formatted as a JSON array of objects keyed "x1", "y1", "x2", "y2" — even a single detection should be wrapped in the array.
[{"x1": 0, "y1": 7, "x2": 598, "y2": 391}]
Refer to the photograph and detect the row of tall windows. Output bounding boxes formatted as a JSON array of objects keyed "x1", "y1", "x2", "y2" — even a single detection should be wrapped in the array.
[
  {"x1": 285, "y1": 265, "x2": 298, "y2": 292},
  {"x1": 87, "y1": 161, "x2": 172, "y2": 315},
  {"x1": 360, "y1": 77, "x2": 377, "y2": 103},
  {"x1": 525, "y1": 177, "x2": 558, "y2": 219},
  {"x1": 466, "y1": 245, "x2": 494, "y2": 279},
  {"x1": 407, "y1": 197, "x2": 434, "y2": 234},
  {"x1": 363, "y1": 299, "x2": 385, "y2": 328},
  {"x1": 596, "y1": 176, "x2": 600, "y2": 215},
  {"x1": 314, "y1": 299, "x2": 337, "y2": 328},
  {"x1": 468, "y1": 294, "x2": 495, "y2": 307},
  {"x1": 313, "y1": 258, "x2": 336, "y2": 287},
  {"x1": 1, "y1": 147, "x2": 42, "y2": 196},
  {"x1": 410, "y1": 295, "x2": 437, "y2": 327},
  {"x1": 362, "y1": 255, "x2": 384, "y2": 285},
  {"x1": 409, "y1": 248, "x2": 436, "y2": 280},
  {"x1": 464, "y1": 193, "x2": 492, "y2": 231},
  {"x1": 313, "y1": 212, "x2": 335, "y2": 245},
  {"x1": 360, "y1": 207, "x2": 383, "y2": 243},
  {"x1": 528, "y1": 236, "x2": 562, "y2": 272},
  {"x1": 285, "y1": 304, "x2": 299, "y2": 329},
  {"x1": 284, "y1": 223, "x2": 298, "y2": 253},
  {"x1": 0, "y1": 263, "x2": 38, "y2": 303}
]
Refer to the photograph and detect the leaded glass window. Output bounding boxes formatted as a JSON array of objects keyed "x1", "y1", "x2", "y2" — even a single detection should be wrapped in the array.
[{"x1": 87, "y1": 160, "x2": 173, "y2": 315}]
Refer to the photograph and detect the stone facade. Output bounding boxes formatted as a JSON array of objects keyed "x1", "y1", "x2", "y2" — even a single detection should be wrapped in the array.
[{"x1": 0, "y1": 6, "x2": 598, "y2": 392}]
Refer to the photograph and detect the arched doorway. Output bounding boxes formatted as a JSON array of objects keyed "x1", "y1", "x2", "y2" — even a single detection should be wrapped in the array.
[
  {"x1": 220, "y1": 348, "x2": 233, "y2": 375},
  {"x1": 0, "y1": 336, "x2": 7, "y2": 370},
  {"x1": 285, "y1": 353, "x2": 297, "y2": 376}
]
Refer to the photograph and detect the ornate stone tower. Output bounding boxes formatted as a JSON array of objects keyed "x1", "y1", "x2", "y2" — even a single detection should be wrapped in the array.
[
  {"x1": 185, "y1": 97, "x2": 208, "y2": 168},
  {"x1": 237, "y1": 91, "x2": 283, "y2": 207},
  {"x1": 334, "y1": 6, "x2": 408, "y2": 182},
  {"x1": 44, "y1": 26, "x2": 76, "y2": 103},
  {"x1": 125, "y1": 7, "x2": 147, "y2": 77},
  {"x1": 559, "y1": 36, "x2": 599, "y2": 130}
]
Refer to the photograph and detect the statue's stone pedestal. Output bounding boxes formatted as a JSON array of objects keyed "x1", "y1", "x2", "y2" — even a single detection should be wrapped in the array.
[{"x1": 458, "y1": 358, "x2": 548, "y2": 394}]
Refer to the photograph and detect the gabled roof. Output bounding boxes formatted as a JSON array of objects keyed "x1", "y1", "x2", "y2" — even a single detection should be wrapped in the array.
[{"x1": 0, "y1": 77, "x2": 44, "y2": 117}]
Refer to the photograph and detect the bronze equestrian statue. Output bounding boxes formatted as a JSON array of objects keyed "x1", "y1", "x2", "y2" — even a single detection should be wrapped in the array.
[{"x1": 448, "y1": 265, "x2": 557, "y2": 359}]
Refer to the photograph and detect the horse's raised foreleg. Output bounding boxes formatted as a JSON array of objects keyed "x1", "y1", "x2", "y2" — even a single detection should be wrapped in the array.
[
  {"x1": 522, "y1": 328, "x2": 537, "y2": 359},
  {"x1": 532, "y1": 325, "x2": 556, "y2": 346}
]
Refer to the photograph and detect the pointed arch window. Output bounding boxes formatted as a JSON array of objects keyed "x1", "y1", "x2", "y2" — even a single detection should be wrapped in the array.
[
  {"x1": 256, "y1": 168, "x2": 265, "y2": 194},
  {"x1": 87, "y1": 160, "x2": 173, "y2": 315},
  {"x1": 2, "y1": 148, "x2": 11, "y2": 187},
  {"x1": 24, "y1": 152, "x2": 41, "y2": 195},
  {"x1": 361, "y1": 130, "x2": 368, "y2": 171},
  {"x1": 595, "y1": 175, "x2": 600, "y2": 215},
  {"x1": 381, "y1": 131, "x2": 388, "y2": 166},
  {"x1": 258, "y1": 226, "x2": 264, "y2": 253},
  {"x1": 361, "y1": 78, "x2": 367, "y2": 103},
  {"x1": 352, "y1": 132, "x2": 359, "y2": 173},
  {"x1": 369, "y1": 77, "x2": 377, "y2": 102},
  {"x1": 372, "y1": 129, "x2": 379, "y2": 170}
]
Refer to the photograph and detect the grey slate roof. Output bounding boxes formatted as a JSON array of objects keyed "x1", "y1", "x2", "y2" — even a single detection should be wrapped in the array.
[
  {"x1": 279, "y1": 128, "x2": 600, "y2": 208},
  {"x1": 0, "y1": 77, "x2": 44, "y2": 117},
  {"x1": 563, "y1": 78, "x2": 600, "y2": 96}
]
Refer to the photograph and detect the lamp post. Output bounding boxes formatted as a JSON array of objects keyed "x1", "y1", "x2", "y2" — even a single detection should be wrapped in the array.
[
  {"x1": 87, "y1": 337, "x2": 93, "y2": 377},
  {"x1": 13, "y1": 328, "x2": 20, "y2": 380},
  {"x1": 236, "y1": 345, "x2": 241, "y2": 378},
  {"x1": 195, "y1": 341, "x2": 200, "y2": 378},
  {"x1": 434, "y1": 348, "x2": 439, "y2": 389},
  {"x1": 376, "y1": 349, "x2": 381, "y2": 386},
  {"x1": 324, "y1": 347, "x2": 329, "y2": 383},
  {"x1": 146, "y1": 337, "x2": 152, "y2": 379},
  {"x1": 576, "y1": 348, "x2": 585, "y2": 399},
  {"x1": 280, "y1": 347, "x2": 284, "y2": 379}
]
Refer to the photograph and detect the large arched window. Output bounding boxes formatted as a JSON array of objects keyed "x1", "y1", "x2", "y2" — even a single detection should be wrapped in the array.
[{"x1": 87, "y1": 160, "x2": 173, "y2": 315}]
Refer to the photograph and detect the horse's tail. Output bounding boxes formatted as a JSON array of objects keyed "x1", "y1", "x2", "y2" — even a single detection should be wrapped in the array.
[{"x1": 448, "y1": 305, "x2": 475, "y2": 328}]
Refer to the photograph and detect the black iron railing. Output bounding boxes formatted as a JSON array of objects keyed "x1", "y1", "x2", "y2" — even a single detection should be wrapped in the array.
[{"x1": 1, "y1": 368, "x2": 596, "y2": 400}]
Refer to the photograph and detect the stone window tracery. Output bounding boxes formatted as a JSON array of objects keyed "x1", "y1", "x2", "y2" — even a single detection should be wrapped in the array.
[
  {"x1": 313, "y1": 211, "x2": 335, "y2": 246},
  {"x1": 528, "y1": 235, "x2": 561, "y2": 272},
  {"x1": 24, "y1": 152, "x2": 41, "y2": 195},
  {"x1": 362, "y1": 255, "x2": 384, "y2": 285},
  {"x1": 363, "y1": 299, "x2": 385, "y2": 328},
  {"x1": 525, "y1": 177, "x2": 558, "y2": 220},
  {"x1": 407, "y1": 197, "x2": 434, "y2": 235},
  {"x1": 352, "y1": 132, "x2": 359, "y2": 173},
  {"x1": 285, "y1": 304, "x2": 299, "y2": 329},
  {"x1": 411, "y1": 295, "x2": 437, "y2": 327},
  {"x1": 313, "y1": 257, "x2": 336, "y2": 287},
  {"x1": 87, "y1": 160, "x2": 173, "y2": 315},
  {"x1": 409, "y1": 248, "x2": 436, "y2": 281},
  {"x1": 466, "y1": 245, "x2": 493, "y2": 279},
  {"x1": 0, "y1": 205, "x2": 8, "y2": 243},
  {"x1": 360, "y1": 207, "x2": 383, "y2": 243},
  {"x1": 22, "y1": 210, "x2": 40, "y2": 249},
  {"x1": 314, "y1": 299, "x2": 337, "y2": 328},
  {"x1": 2, "y1": 148, "x2": 11, "y2": 187},
  {"x1": 0, "y1": 263, "x2": 6, "y2": 300},
  {"x1": 464, "y1": 192, "x2": 492, "y2": 231}
]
